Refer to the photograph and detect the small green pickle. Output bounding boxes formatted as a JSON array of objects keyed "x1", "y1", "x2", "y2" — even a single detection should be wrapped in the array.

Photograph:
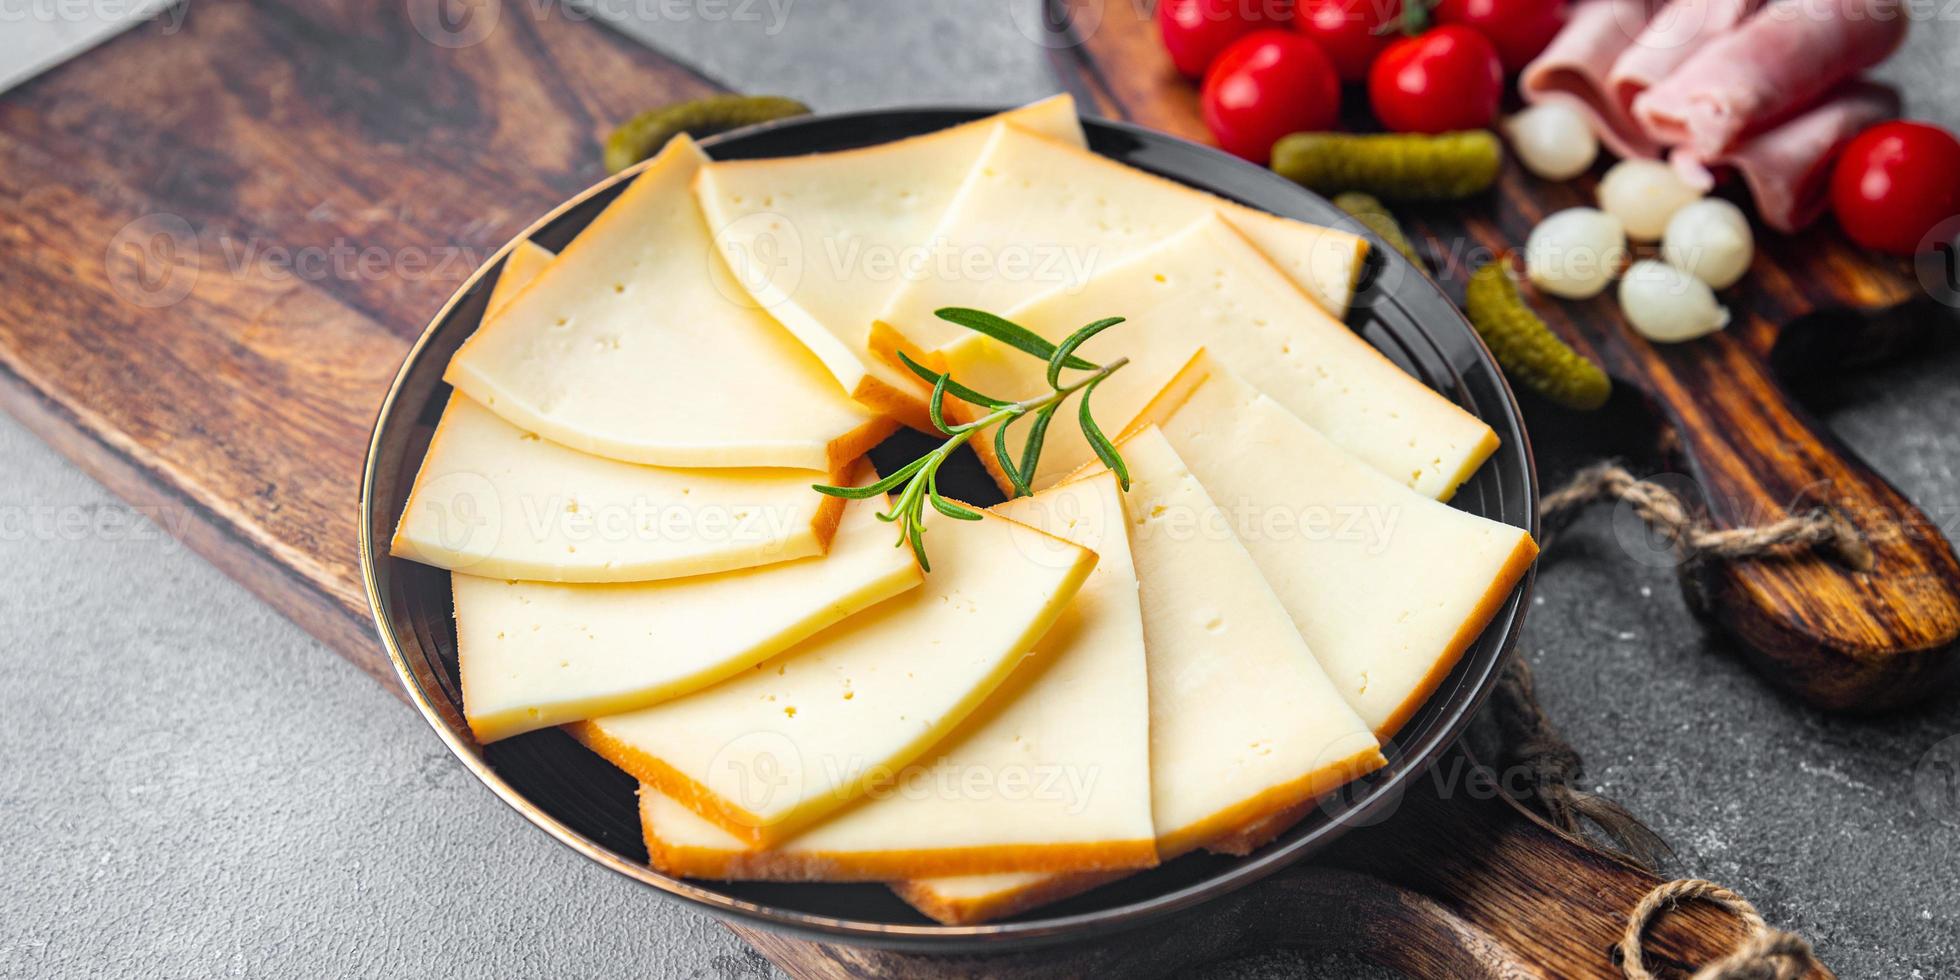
[
  {"x1": 1465, "y1": 261, "x2": 1612, "y2": 411},
  {"x1": 1273, "y1": 131, "x2": 1502, "y2": 201},
  {"x1": 604, "y1": 95, "x2": 811, "y2": 173},
  {"x1": 1332, "y1": 192, "x2": 1423, "y2": 267}
]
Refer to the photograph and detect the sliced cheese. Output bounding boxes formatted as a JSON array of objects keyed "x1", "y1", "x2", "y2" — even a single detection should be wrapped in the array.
[
  {"x1": 872, "y1": 123, "x2": 1369, "y2": 361},
  {"x1": 891, "y1": 871, "x2": 1120, "y2": 926},
  {"x1": 445, "y1": 136, "x2": 893, "y2": 471},
  {"x1": 454, "y1": 489, "x2": 922, "y2": 743},
  {"x1": 694, "y1": 96, "x2": 1085, "y2": 425},
  {"x1": 895, "y1": 429, "x2": 1387, "y2": 924},
  {"x1": 1115, "y1": 352, "x2": 1539, "y2": 736},
  {"x1": 938, "y1": 214, "x2": 1496, "y2": 499},
  {"x1": 391, "y1": 395, "x2": 843, "y2": 583},
  {"x1": 635, "y1": 472, "x2": 1155, "y2": 879},
  {"x1": 485, "y1": 239, "x2": 554, "y2": 317},
  {"x1": 568, "y1": 505, "x2": 1098, "y2": 846}
]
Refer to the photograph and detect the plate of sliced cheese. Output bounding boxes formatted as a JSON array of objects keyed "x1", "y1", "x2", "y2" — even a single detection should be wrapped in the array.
[{"x1": 361, "y1": 97, "x2": 1540, "y2": 949}]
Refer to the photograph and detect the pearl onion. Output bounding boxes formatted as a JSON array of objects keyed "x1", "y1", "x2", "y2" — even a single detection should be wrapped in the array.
[
  {"x1": 1526, "y1": 207, "x2": 1629, "y2": 299},
  {"x1": 1597, "y1": 160, "x2": 1702, "y2": 242},
  {"x1": 1661, "y1": 198, "x2": 1754, "y2": 289},
  {"x1": 1619, "y1": 260, "x2": 1730, "y2": 343},
  {"x1": 1502, "y1": 103, "x2": 1599, "y2": 181}
]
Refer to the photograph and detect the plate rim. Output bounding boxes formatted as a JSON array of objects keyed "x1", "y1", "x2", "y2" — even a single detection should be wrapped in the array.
[{"x1": 357, "y1": 104, "x2": 1540, "y2": 951}]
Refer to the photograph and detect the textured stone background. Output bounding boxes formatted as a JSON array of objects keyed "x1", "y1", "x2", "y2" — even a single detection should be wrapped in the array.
[{"x1": 2, "y1": 3, "x2": 1957, "y2": 978}]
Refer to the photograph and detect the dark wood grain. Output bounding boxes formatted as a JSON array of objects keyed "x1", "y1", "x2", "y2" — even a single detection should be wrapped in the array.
[
  {"x1": 0, "y1": 0, "x2": 717, "y2": 686},
  {"x1": 0, "y1": 4, "x2": 1832, "y2": 977},
  {"x1": 1045, "y1": 0, "x2": 1960, "y2": 711}
]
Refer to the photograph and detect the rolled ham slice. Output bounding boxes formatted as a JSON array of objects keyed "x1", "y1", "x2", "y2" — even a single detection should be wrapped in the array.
[
  {"x1": 1606, "y1": 0, "x2": 1766, "y2": 114},
  {"x1": 1670, "y1": 81, "x2": 1901, "y2": 232},
  {"x1": 1632, "y1": 0, "x2": 1908, "y2": 157},
  {"x1": 1521, "y1": 0, "x2": 1665, "y2": 159}
]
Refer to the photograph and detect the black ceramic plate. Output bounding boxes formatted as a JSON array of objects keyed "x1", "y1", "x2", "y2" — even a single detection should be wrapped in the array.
[{"x1": 359, "y1": 107, "x2": 1539, "y2": 952}]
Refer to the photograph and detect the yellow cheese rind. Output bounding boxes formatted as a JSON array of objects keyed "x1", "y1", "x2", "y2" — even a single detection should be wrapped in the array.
[
  {"x1": 455, "y1": 492, "x2": 922, "y2": 742},
  {"x1": 446, "y1": 137, "x2": 894, "y2": 472},
  {"x1": 570, "y1": 506, "x2": 1099, "y2": 846},
  {"x1": 891, "y1": 871, "x2": 1124, "y2": 926},
  {"x1": 633, "y1": 472, "x2": 1157, "y2": 880},
  {"x1": 692, "y1": 96, "x2": 1086, "y2": 419},
  {"x1": 871, "y1": 123, "x2": 1371, "y2": 363},
  {"x1": 390, "y1": 394, "x2": 843, "y2": 583},
  {"x1": 1112, "y1": 352, "x2": 1538, "y2": 737},
  {"x1": 941, "y1": 215, "x2": 1494, "y2": 499}
]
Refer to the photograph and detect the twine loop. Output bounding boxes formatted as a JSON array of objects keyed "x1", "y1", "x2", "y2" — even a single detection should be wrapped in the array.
[
  {"x1": 1541, "y1": 463, "x2": 1874, "y2": 572},
  {"x1": 1620, "y1": 879, "x2": 1818, "y2": 980}
]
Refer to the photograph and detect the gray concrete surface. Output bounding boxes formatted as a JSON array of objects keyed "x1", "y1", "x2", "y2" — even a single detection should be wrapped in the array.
[{"x1": 3, "y1": 2, "x2": 1958, "y2": 978}]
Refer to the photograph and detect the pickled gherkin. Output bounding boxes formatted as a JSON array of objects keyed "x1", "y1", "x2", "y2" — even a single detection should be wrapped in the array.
[
  {"x1": 1273, "y1": 131, "x2": 1501, "y2": 201},
  {"x1": 605, "y1": 96, "x2": 811, "y2": 173},
  {"x1": 1465, "y1": 261, "x2": 1611, "y2": 411}
]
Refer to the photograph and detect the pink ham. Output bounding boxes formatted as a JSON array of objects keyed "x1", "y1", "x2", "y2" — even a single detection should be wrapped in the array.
[
  {"x1": 1521, "y1": 0, "x2": 1665, "y2": 159},
  {"x1": 1670, "y1": 81, "x2": 1900, "y2": 231},
  {"x1": 1606, "y1": 0, "x2": 1766, "y2": 114},
  {"x1": 1632, "y1": 0, "x2": 1908, "y2": 157}
]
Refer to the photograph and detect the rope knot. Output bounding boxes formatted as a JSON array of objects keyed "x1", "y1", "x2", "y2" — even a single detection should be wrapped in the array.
[{"x1": 1620, "y1": 879, "x2": 1818, "y2": 980}]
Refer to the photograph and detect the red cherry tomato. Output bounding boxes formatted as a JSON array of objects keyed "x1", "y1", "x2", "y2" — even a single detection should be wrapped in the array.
[
  {"x1": 1291, "y1": 0, "x2": 1400, "y2": 82},
  {"x1": 1431, "y1": 0, "x2": 1566, "y2": 73},
  {"x1": 1830, "y1": 121, "x2": 1960, "y2": 255},
  {"x1": 1159, "y1": 0, "x2": 1288, "y2": 79},
  {"x1": 1367, "y1": 25, "x2": 1503, "y2": 133},
  {"x1": 1201, "y1": 30, "x2": 1343, "y2": 163}
]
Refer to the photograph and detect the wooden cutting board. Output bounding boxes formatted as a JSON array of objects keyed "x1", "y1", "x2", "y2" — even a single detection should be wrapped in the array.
[
  {"x1": 0, "y1": 1, "x2": 1830, "y2": 975},
  {"x1": 1042, "y1": 0, "x2": 1960, "y2": 714}
]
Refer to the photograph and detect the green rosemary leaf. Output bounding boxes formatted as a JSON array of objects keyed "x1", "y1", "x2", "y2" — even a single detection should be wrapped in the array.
[
  {"x1": 1045, "y1": 316, "x2": 1124, "y2": 389},
  {"x1": 1078, "y1": 376, "x2": 1130, "y2": 491},
  {"x1": 897, "y1": 350, "x2": 1010, "y2": 409},
  {"x1": 927, "y1": 373, "x2": 955, "y2": 435},
  {"x1": 813, "y1": 454, "x2": 929, "y2": 499},
  {"x1": 936, "y1": 307, "x2": 1096, "y2": 370},
  {"x1": 1018, "y1": 403, "x2": 1060, "y2": 486},
  {"x1": 905, "y1": 518, "x2": 931, "y2": 572},
  {"x1": 927, "y1": 469, "x2": 983, "y2": 521},
  {"x1": 993, "y1": 414, "x2": 1032, "y2": 498}
]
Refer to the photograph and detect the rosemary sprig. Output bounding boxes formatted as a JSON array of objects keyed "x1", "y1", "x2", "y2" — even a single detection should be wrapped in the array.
[{"x1": 813, "y1": 307, "x2": 1132, "y2": 570}]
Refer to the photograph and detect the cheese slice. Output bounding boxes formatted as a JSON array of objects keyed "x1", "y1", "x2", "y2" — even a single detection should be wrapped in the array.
[
  {"x1": 485, "y1": 239, "x2": 554, "y2": 317},
  {"x1": 568, "y1": 505, "x2": 1098, "y2": 846},
  {"x1": 938, "y1": 214, "x2": 1496, "y2": 499},
  {"x1": 693, "y1": 95, "x2": 1085, "y2": 426},
  {"x1": 894, "y1": 429, "x2": 1386, "y2": 924},
  {"x1": 390, "y1": 394, "x2": 843, "y2": 583},
  {"x1": 445, "y1": 136, "x2": 894, "y2": 471},
  {"x1": 1113, "y1": 352, "x2": 1540, "y2": 736},
  {"x1": 635, "y1": 472, "x2": 1155, "y2": 879},
  {"x1": 871, "y1": 123, "x2": 1369, "y2": 362},
  {"x1": 454, "y1": 490, "x2": 922, "y2": 743},
  {"x1": 891, "y1": 871, "x2": 1116, "y2": 926}
]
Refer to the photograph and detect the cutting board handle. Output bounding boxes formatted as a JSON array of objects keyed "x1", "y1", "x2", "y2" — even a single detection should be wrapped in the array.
[
  {"x1": 1619, "y1": 319, "x2": 1960, "y2": 710},
  {"x1": 729, "y1": 755, "x2": 1833, "y2": 979}
]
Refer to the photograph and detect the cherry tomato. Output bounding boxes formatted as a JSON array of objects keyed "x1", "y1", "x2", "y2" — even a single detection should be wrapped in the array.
[
  {"x1": 1159, "y1": 0, "x2": 1289, "y2": 79},
  {"x1": 1830, "y1": 121, "x2": 1960, "y2": 255},
  {"x1": 1368, "y1": 25, "x2": 1503, "y2": 134},
  {"x1": 1291, "y1": 0, "x2": 1400, "y2": 83},
  {"x1": 1201, "y1": 30, "x2": 1343, "y2": 163},
  {"x1": 1431, "y1": 0, "x2": 1566, "y2": 73}
]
